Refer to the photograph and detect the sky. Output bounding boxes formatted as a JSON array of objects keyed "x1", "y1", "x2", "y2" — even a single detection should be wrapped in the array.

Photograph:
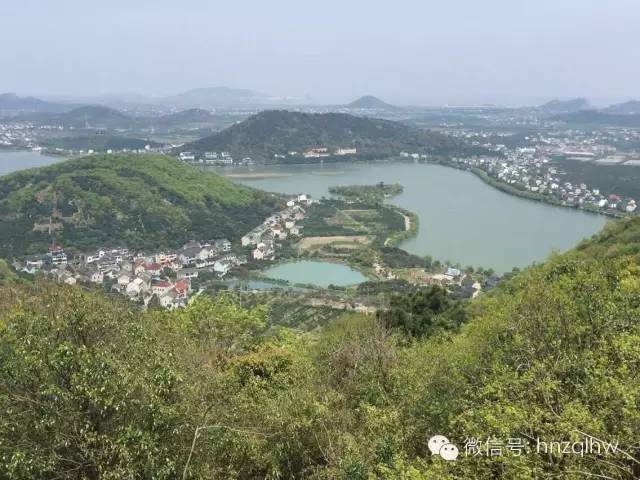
[{"x1": 3, "y1": 0, "x2": 640, "y2": 106}]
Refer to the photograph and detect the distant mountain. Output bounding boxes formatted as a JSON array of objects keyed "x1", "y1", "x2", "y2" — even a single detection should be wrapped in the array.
[
  {"x1": 9, "y1": 106, "x2": 218, "y2": 130},
  {"x1": 152, "y1": 108, "x2": 216, "y2": 126},
  {"x1": 345, "y1": 96, "x2": 400, "y2": 111},
  {"x1": 180, "y1": 110, "x2": 466, "y2": 162},
  {"x1": 162, "y1": 87, "x2": 268, "y2": 108},
  {"x1": 0, "y1": 154, "x2": 282, "y2": 257},
  {"x1": 57, "y1": 106, "x2": 133, "y2": 128},
  {"x1": 551, "y1": 110, "x2": 640, "y2": 127},
  {"x1": 10, "y1": 105, "x2": 133, "y2": 129},
  {"x1": 537, "y1": 98, "x2": 591, "y2": 114},
  {"x1": 602, "y1": 100, "x2": 640, "y2": 115},
  {"x1": 0, "y1": 93, "x2": 74, "y2": 115}
]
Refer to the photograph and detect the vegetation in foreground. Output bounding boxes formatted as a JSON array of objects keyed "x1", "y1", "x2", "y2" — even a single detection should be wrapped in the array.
[{"x1": 1, "y1": 217, "x2": 640, "y2": 478}]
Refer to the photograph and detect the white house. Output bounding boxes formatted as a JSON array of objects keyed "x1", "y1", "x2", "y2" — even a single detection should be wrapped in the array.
[
  {"x1": 89, "y1": 271, "x2": 104, "y2": 283},
  {"x1": 126, "y1": 278, "x2": 148, "y2": 297},
  {"x1": 159, "y1": 290, "x2": 180, "y2": 309},
  {"x1": 177, "y1": 268, "x2": 199, "y2": 280}
]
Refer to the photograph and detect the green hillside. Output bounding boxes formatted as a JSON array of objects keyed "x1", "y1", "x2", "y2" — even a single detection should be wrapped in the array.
[
  {"x1": 0, "y1": 153, "x2": 282, "y2": 257},
  {"x1": 1, "y1": 216, "x2": 639, "y2": 478},
  {"x1": 181, "y1": 110, "x2": 468, "y2": 161}
]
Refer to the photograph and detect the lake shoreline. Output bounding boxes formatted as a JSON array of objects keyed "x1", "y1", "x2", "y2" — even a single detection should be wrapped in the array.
[{"x1": 216, "y1": 157, "x2": 625, "y2": 219}]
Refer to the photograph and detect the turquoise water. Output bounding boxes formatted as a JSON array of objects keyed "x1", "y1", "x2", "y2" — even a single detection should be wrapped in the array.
[
  {"x1": 0, "y1": 150, "x2": 64, "y2": 176},
  {"x1": 216, "y1": 162, "x2": 608, "y2": 273},
  {"x1": 263, "y1": 260, "x2": 367, "y2": 287}
]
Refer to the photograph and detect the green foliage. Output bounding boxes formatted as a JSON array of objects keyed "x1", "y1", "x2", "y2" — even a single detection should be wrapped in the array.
[
  {"x1": 379, "y1": 246, "x2": 431, "y2": 269},
  {"x1": 183, "y1": 110, "x2": 467, "y2": 162},
  {"x1": 301, "y1": 199, "x2": 406, "y2": 239},
  {"x1": 559, "y1": 158, "x2": 640, "y2": 204},
  {"x1": 0, "y1": 259, "x2": 17, "y2": 285},
  {"x1": 329, "y1": 183, "x2": 403, "y2": 205},
  {"x1": 378, "y1": 285, "x2": 467, "y2": 338},
  {"x1": 3, "y1": 218, "x2": 640, "y2": 478},
  {"x1": 0, "y1": 154, "x2": 282, "y2": 256}
]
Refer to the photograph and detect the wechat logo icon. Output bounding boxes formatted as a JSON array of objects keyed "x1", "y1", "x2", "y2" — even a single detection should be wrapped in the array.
[{"x1": 429, "y1": 435, "x2": 460, "y2": 461}]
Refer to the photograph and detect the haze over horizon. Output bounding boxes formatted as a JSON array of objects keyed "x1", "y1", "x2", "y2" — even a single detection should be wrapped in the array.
[{"x1": 3, "y1": 0, "x2": 639, "y2": 106}]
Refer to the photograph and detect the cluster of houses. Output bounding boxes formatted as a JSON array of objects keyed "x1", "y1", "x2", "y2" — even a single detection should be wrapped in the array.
[
  {"x1": 13, "y1": 194, "x2": 312, "y2": 309},
  {"x1": 178, "y1": 151, "x2": 252, "y2": 166},
  {"x1": 241, "y1": 196, "x2": 309, "y2": 260},
  {"x1": 273, "y1": 147, "x2": 358, "y2": 160},
  {"x1": 429, "y1": 267, "x2": 488, "y2": 299},
  {"x1": 399, "y1": 151, "x2": 430, "y2": 160},
  {"x1": 14, "y1": 239, "x2": 246, "y2": 309},
  {"x1": 450, "y1": 155, "x2": 637, "y2": 214}
]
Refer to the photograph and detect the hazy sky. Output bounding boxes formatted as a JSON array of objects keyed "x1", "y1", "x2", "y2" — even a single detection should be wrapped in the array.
[{"x1": 3, "y1": 0, "x2": 639, "y2": 105}]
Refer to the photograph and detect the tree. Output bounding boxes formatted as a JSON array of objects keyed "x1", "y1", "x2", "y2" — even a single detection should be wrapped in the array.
[{"x1": 378, "y1": 285, "x2": 466, "y2": 338}]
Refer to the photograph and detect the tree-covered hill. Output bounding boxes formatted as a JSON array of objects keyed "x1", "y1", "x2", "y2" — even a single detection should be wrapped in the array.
[
  {"x1": 0, "y1": 154, "x2": 282, "y2": 257},
  {"x1": 152, "y1": 108, "x2": 215, "y2": 126},
  {"x1": 1, "y1": 217, "x2": 639, "y2": 478},
  {"x1": 537, "y1": 97, "x2": 591, "y2": 114},
  {"x1": 180, "y1": 110, "x2": 469, "y2": 161}
]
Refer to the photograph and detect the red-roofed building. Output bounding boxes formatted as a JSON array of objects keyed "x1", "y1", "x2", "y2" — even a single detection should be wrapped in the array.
[
  {"x1": 173, "y1": 279, "x2": 191, "y2": 298},
  {"x1": 151, "y1": 279, "x2": 173, "y2": 296},
  {"x1": 144, "y1": 263, "x2": 162, "y2": 275}
]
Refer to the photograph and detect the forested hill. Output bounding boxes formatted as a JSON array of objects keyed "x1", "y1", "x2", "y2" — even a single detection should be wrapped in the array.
[
  {"x1": 181, "y1": 110, "x2": 469, "y2": 161},
  {"x1": 0, "y1": 154, "x2": 282, "y2": 257}
]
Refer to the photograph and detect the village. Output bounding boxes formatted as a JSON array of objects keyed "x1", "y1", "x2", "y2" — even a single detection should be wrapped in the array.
[
  {"x1": 178, "y1": 146, "x2": 358, "y2": 165},
  {"x1": 400, "y1": 144, "x2": 637, "y2": 215},
  {"x1": 12, "y1": 196, "x2": 311, "y2": 309}
]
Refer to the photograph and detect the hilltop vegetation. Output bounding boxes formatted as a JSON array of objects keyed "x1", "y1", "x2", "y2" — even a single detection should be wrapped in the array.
[
  {"x1": 181, "y1": 110, "x2": 469, "y2": 162},
  {"x1": 1, "y1": 214, "x2": 640, "y2": 478},
  {"x1": 0, "y1": 154, "x2": 282, "y2": 257}
]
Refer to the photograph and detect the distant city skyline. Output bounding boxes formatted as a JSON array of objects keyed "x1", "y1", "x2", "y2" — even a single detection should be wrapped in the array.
[{"x1": 3, "y1": 0, "x2": 639, "y2": 106}]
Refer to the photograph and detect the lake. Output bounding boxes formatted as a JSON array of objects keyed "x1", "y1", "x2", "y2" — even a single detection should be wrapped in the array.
[
  {"x1": 215, "y1": 162, "x2": 608, "y2": 273},
  {"x1": 263, "y1": 260, "x2": 367, "y2": 287},
  {"x1": 0, "y1": 150, "x2": 64, "y2": 177}
]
